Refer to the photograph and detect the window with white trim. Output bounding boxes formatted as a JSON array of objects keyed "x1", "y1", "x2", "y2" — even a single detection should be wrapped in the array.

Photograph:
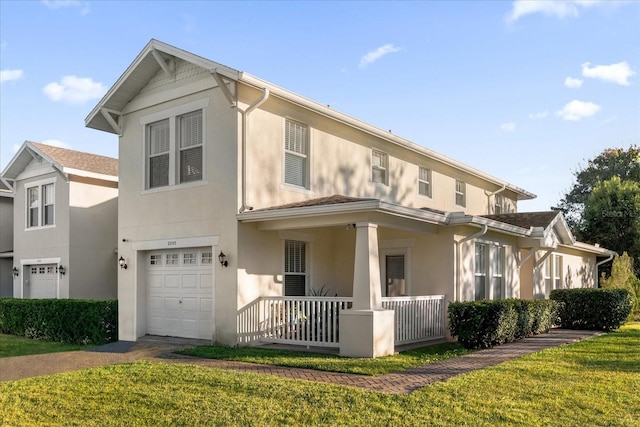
[
  {"x1": 284, "y1": 119, "x2": 309, "y2": 188},
  {"x1": 284, "y1": 240, "x2": 306, "y2": 296},
  {"x1": 144, "y1": 106, "x2": 205, "y2": 190},
  {"x1": 474, "y1": 243, "x2": 505, "y2": 301},
  {"x1": 201, "y1": 251, "x2": 212, "y2": 265},
  {"x1": 166, "y1": 253, "x2": 179, "y2": 266},
  {"x1": 183, "y1": 252, "x2": 197, "y2": 265},
  {"x1": 494, "y1": 194, "x2": 503, "y2": 214},
  {"x1": 418, "y1": 167, "x2": 431, "y2": 197},
  {"x1": 371, "y1": 150, "x2": 388, "y2": 185},
  {"x1": 26, "y1": 182, "x2": 55, "y2": 228},
  {"x1": 553, "y1": 255, "x2": 563, "y2": 290},
  {"x1": 455, "y1": 180, "x2": 466, "y2": 207},
  {"x1": 544, "y1": 257, "x2": 552, "y2": 292}
]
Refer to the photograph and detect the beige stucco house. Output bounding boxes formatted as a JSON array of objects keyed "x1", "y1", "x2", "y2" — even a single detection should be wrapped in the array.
[
  {"x1": 1, "y1": 142, "x2": 118, "y2": 300},
  {"x1": 86, "y1": 39, "x2": 614, "y2": 357}
]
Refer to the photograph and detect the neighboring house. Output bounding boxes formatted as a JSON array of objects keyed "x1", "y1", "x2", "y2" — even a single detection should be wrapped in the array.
[
  {"x1": 0, "y1": 142, "x2": 118, "y2": 300},
  {"x1": 86, "y1": 39, "x2": 614, "y2": 357},
  {"x1": 0, "y1": 187, "x2": 14, "y2": 297}
]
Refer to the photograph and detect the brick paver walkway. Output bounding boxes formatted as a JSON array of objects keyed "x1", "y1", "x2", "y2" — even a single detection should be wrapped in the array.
[{"x1": 1, "y1": 329, "x2": 601, "y2": 394}]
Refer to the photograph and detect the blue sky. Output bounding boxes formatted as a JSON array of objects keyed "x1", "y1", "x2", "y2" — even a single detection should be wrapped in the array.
[{"x1": 1, "y1": 0, "x2": 638, "y2": 211}]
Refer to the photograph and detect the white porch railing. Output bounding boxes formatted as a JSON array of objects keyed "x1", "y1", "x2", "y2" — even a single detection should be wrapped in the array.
[
  {"x1": 237, "y1": 294, "x2": 445, "y2": 348},
  {"x1": 382, "y1": 295, "x2": 446, "y2": 345}
]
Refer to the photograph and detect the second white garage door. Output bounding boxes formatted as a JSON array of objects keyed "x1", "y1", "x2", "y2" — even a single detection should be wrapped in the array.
[{"x1": 146, "y1": 248, "x2": 214, "y2": 340}]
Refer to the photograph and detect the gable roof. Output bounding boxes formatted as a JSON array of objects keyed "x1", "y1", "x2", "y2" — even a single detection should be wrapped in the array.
[
  {"x1": 1, "y1": 141, "x2": 118, "y2": 183},
  {"x1": 482, "y1": 211, "x2": 575, "y2": 245},
  {"x1": 86, "y1": 39, "x2": 535, "y2": 201}
]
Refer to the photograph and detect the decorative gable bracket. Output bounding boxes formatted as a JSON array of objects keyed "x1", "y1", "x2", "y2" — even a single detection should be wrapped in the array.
[
  {"x1": 150, "y1": 48, "x2": 176, "y2": 81},
  {"x1": 100, "y1": 108, "x2": 123, "y2": 136},
  {"x1": 210, "y1": 68, "x2": 237, "y2": 108}
]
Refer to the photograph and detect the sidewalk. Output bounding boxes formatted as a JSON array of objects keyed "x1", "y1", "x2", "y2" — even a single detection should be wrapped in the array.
[{"x1": 1, "y1": 329, "x2": 601, "y2": 394}]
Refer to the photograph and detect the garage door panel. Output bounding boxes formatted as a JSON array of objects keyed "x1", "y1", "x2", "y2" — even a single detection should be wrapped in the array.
[
  {"x1": 146, "y1": 248, "x2": 214, "y2": 340},
  {"x1": 28, "y1": 264, "x2": 57, "y2": 299}
]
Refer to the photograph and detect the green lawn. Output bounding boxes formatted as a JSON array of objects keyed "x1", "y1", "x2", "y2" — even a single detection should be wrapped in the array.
[
  {"x1": 1, "y1": 323, "x2": 638, "y2": 426},
  {"x1": 177, "y1": 341, "x2": 470, "y2": 375},
  {"x1": 0, "y1": 334, "x2": 87, "y2": 358}
]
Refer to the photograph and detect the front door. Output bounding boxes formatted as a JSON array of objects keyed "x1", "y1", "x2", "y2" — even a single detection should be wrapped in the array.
[{"x1": 385, "y1": 255, "x2": 406, "y2": 297}]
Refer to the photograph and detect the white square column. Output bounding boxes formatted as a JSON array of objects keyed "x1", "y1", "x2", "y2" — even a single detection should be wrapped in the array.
[{"x1": 340, "y1": 222, "x2": 395, "y2": 358}]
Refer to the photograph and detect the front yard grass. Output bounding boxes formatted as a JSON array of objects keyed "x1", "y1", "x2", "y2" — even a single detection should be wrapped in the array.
[
  {"x1": 0, "y1": 334, "x2": 87, "y2": 358},
  {"x1": 1, "y1": 322, "x2": 638, "y2": 426},
  {"x1": 177, "y1": 341, "x2": 470, "y2": 375}
]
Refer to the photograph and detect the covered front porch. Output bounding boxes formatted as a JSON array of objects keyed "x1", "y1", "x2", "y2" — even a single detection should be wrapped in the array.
[{"x1": 236, "y1": 196, "x2": 454, "y2": 357}]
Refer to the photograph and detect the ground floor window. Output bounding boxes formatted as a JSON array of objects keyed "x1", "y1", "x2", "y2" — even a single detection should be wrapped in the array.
[
  {"x1": 474, "y1": 242, "x2": 505, "y2": 301},
  {"x1": 284, "y1": 240, "x2": 306, "y2": 296}
]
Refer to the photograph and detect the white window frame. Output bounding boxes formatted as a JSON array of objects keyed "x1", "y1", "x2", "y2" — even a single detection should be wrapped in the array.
[
  {"x1": 284, "y1": 240, "x2": 308, "y2": 296},
  {"x1": 140, "y1": 98, "x2": 209, "y2": 193},
  {"x1": 418, "y1": 167, "x2": 432, "y2": 198},
  {"x1": 24, "y1": 178, "x2": 56, "y2": 231},
  {"x1": 455, "y1": 180, "x2": 466, "y2": 207},
  {"x1": 494, "y1": 194, "x2": 504, "y2": 214},
  {"x1": 553, "y1": 255, "x2": 563, "y2": 290},
  {"x1": 282, "y1": 119, "x2": 310, "y2": 190},
  {"x1": 371, "y1": 149, "x2": 389, "y2": 186},
  {"x1": 473, "y1": 242, "x2": 506, "y2": 301}
]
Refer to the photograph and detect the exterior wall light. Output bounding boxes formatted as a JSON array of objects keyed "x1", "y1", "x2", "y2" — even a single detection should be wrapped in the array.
[
  {"x1": 12, "y1": 267, "x2": 19, "y2": 277},
  {"x1": 218, "y1": 251, "x2": 228, "y2": 267},
  {"x1": 58, "y1": 265, "x2": 66, "y2": 276},
  {"x1": 119, "y1": 256, "x2": 128, "y2": 269}
]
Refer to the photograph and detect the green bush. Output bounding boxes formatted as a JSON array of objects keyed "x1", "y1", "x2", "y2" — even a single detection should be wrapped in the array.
[
  {"x1": 448, "y1": 299, "x2": 559, "y2": 350},
  {"x1": 550, "y1": 288, "x2": 632, "y2": 331},
  {"x1": 0, "y1": 299, "x2": 117, "y2": 345}
]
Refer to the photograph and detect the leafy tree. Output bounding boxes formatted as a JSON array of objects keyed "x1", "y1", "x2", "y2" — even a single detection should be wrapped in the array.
[
  {"x1": 601, "y1": 252, "x2": 640, "y2": 319},
  {"x1": 582, "y1": 176, "x2": 640, "y2": 275},
  {"x1": 554, "y1": 145, "x2": 640, "y2": 235}
]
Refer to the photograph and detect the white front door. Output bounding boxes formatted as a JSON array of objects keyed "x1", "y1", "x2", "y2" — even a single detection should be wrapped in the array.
[
  {"x1": 27, "y1": 264, "x2": 57, "y2": 299},
  {"x1": 146, "y1": 248, "x2": 214, "y2": 339}
]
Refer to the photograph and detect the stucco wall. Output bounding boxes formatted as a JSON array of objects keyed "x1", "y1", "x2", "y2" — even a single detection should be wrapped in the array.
[
  {"x1": 242, "y1": 84, "x2": 518, "y2": 216},
  {"x1": 0, "y1": 195, "x2": 13, "y2": 297}
]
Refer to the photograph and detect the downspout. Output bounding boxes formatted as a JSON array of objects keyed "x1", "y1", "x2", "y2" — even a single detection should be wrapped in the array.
[
  {"x1": 595, "y1": 252, "x2": 615, "y2": 285},
  {"x1": 454, "y1": 224, "x2": 488, "y2": 302},
  {"x1": 239, "y1": 88, "x2": 270, "y2": 213},
  {"x1": 485, "y1": 184, "x2": 506, "y2": 214}
]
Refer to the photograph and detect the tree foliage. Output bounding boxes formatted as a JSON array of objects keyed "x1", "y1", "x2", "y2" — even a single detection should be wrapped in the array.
[
  {"x1": 554, "y1": 145, "x2": 640, "y2": 234},
  {"x1": 601, "y1": 252, "x2": 640, "y2": 318}
]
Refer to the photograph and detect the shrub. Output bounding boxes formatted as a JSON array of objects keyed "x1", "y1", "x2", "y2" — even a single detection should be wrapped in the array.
[
  {"x1": 0, "y1": 299, "x2": 117, "y2": 345},
  {"x1": 550, "y1": 288, "x2": 632, "y2": 331},
  {"x1": 448, "y1": 299, "x2": 558, "y2": 350}
]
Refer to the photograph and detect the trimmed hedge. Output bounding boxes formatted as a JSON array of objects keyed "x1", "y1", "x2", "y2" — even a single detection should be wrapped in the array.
[
  {"x1": 0, "y1": 299, "x2": 117, "y2": 345},
  {"x1": 550, "y1": 288, "x2": 632, "y2": 331},
  {"x1": 448, "y1": 299, "x2": 559, "y2": 349}
]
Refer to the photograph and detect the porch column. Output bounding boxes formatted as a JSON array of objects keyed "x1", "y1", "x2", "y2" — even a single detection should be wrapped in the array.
[
  {"x1": 352, "y1": 222, "x2": 382, "y2": 310},
  {"x1": 340, "y1": 222, "x2": 395, "y2": 358}
]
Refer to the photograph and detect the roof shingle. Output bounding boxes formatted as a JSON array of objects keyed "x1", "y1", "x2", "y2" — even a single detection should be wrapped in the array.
[
  {"x1": 31, "y1": 142, "x2": 118, "y2": 178},
  {"x1": 481, "y1": 211, "x2": 560, "y2": 229}
]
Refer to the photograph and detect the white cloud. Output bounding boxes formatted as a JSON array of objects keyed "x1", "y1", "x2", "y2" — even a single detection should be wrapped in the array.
[
  {"x1": 43, "y1": 75, "x2": 106, "y2": 104},
  {"x1": 529, "y1": 111, "x2": 548, "y2": 120},
  {"x1": 0, "y1": 69, "x2": 24, "y2": 84},
  {"x1": 581, "y1": 61, "x2": 636, "y2": 86},
  {"x1": 359, "y1": 44, "x2": 401, "y2": 69},
  {"x1": 41, "y1": 139, "x2": 72, "y2": 149},
  {"x1": 41, "y1": 0, "x2": 90, "y2": 15},
  {"x1": 555, "y1": 100, "x2": 601, "y2": 121},
  {"x1": 564, "y1": 76, "x2": 583, "y2": 88},
  {"x1": 500, "y1": 122, "x2": 516, "y2": 132},
  {"x1": 505, "y1": 0, "x2": 615, "y2": 23}
]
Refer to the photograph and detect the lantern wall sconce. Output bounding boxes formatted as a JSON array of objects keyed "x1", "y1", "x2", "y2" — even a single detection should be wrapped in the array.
[
  {"x1": 119, "y1": 256, "x2": 128, "y2": 270},
  {"x1": 58, "y1": 265, "x2": 66, "y2": 276},
  {"x1": 12, "y1": 267, "x2": 19, "y2": 277},
  {"x1": 218, "y1": 251, "x2": 228, "y2": 267}
]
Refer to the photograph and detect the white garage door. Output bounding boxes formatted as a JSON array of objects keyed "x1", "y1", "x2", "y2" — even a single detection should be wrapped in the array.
[
  {"x1": 28, "y1": 265, "x2": 57, "y2": 299},
  {"x1": 146, "y1": 248, "x2": 214, "y2": 340}
]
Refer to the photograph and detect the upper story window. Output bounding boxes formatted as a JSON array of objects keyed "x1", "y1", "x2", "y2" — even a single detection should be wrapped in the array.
[
  {"x1": 494, "y1": 194, "x2": 504, "y2": 214},
  {"x1": 371, "y1": 150, "x2": 388, "y2": 185},
  {"x1": 455, "y1": 180, "x2": 466, "y2": 207},
  {"x1": 147, "y1": 110, "x2": 203, "y2": 189},
  {"x1": 284, "y1": 119, "x2": 309, "y2": 188},
  {"x1": 141, "y1": 98, "x2": 208, "y2": 191},
  {"x1": 418, "y1": 167, "x2": 432, "y2": 197},
  {"x1": 26, "y1": 181, "x2": 55, "y2": 229}
]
